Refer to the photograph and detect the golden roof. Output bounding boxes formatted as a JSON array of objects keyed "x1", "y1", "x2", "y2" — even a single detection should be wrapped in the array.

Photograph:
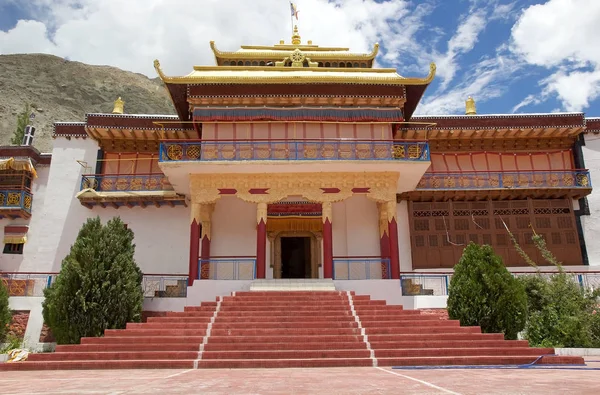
[{"x1": 154, "y1": 60, "x2": 436, "y2": 86}]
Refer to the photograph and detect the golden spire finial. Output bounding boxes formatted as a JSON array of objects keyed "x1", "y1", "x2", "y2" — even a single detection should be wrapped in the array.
[
  {"x1": 291, "y1": 25, "x2": 301, "y2": 45},
  {"x1": 465, "y1": 96, "x2": 476, "y2": 115},
  {"x1": 113, "y1": 97, "x2": 124, "y2": 114}
]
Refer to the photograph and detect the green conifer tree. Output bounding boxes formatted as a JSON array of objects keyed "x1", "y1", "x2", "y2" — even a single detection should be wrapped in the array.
[
  {"x1": 42, "y1": 217, "x2": 143, "y2": 344},
  {"x1": 447, "y1": 242, "x2": 527, "y2": 340},
  {"x1": 10, "y1": 104, "x2": 31, "y2": 145},
  {"x1": 0, "y1": 280, "x2": 11, "y2": 342}
]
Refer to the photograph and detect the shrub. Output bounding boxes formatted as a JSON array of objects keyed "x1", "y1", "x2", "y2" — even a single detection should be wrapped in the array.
[
  {"x1": 447, "y1": 242, "x2": 527, "y2": 340},
  {"x1": 0, "y1": 280, "x2": 11, "y2": 342},
  {"x1": 42, "y1": 217, "x2": 143, "y2": 344},
  {"x1": 518, "y1": 273, "x2": 600, "y2": 348}
]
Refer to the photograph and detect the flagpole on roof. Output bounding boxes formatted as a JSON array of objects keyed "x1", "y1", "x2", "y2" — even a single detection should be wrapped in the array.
[{"x1": 290, "y1": 2, "x2": 294, "y2": 37}]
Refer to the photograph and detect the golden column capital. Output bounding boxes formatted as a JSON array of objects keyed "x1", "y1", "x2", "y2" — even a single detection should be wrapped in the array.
[{"x1": 257, "y1": 202, "x2": 268, "y2": 224}]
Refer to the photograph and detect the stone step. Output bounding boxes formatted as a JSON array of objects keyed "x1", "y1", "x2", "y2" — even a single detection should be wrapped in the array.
[
  {"x1": 0, "y1": 360, "x2": 195, "y2": 370},
  {"x1": 196, "y1": 358, "x2": 373, "y2": 369},
  {"x1": 202, "y1": 349, "x2": 371, "y2": 360},
  {"x1": 81, "y1": 336, "x2": 206, "y2": 345},
  {"x1": 206, "y1": 335, "x2": 364, "y2": 344},
  {"x1": 210, "y1": 321, "x2": 358, "y2": 329},
  {"x1": 368, "y1": 340, "x2": 530, "y2": 349},
  {"x1": 203, "y1": 342, "x2": 367, "y2": 351},
  {"x1": 55, "y1": 343, "x2": 202, "y2": 353},
  {"x1": 365, "y1": 326, "x2": 481, "y2": 335},
  {"x1": 104, "y1": 329, "x2": 207, "y2": 337},
  {"x1": 374, "y1": 347, "x2": 555, "y2": 358},
  {"x1": 377, "y1": 355, "x2": 584, "y2": 367},
  {"x1": 209, "y1": 327, "x2": 361, "y2": 336},
  {"x1": 28, "y1": 351, "x2": 199, "y2": 361}
]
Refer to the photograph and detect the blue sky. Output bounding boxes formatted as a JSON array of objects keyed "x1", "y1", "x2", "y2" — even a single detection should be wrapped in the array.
[{"x1": 0, "y1": 0, "x2": 598, "y2": 117}]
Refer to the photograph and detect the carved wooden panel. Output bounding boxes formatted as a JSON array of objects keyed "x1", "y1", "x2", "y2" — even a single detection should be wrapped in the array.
[{"x1": 409, "y1": 199, "x2": 582, "y2": 268}]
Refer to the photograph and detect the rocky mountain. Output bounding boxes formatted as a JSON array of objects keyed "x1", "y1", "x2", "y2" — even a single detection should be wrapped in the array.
[{"x1": 0, "y1": 54, "x2": 175, "y2": 153}]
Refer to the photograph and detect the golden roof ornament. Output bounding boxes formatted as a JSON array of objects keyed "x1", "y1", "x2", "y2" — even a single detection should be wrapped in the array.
[
  {"x1": 465, "y1": 96, "x2": 476, "y2": 115},
  {"x1": 113, "y1": 97, "x2": 124, "y2": 114},
  {"x1": 291, "y1": 25, "x2": 301, "y2": 45}
]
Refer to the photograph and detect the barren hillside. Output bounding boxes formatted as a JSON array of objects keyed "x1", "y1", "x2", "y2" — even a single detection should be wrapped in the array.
[{"x1": 0, "y1": 54, "x2": 174, "y2": 152}]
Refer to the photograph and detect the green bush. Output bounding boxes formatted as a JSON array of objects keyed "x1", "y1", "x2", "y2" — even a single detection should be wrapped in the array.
[
  {"x1": 0, "y1": 280, "x2": 11, "y2": 342},
  {"x1": 447, "y1": 242, "x2": 527, "y2": 340},
  {"x1": 518, "y1": 273, "x2": 600, "y2": 348},
  {"x1": 42, "y1": 216, "x2": 143, "y2": 344}
]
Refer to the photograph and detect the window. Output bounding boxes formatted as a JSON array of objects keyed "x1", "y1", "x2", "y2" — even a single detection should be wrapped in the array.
[{"x1": 3, "y1": 243, "x2": 24, "y2": 254}]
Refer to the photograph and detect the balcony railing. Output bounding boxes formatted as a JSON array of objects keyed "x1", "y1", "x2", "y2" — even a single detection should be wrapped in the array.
[
  {"x1": 0, "y1": 273, "x2": 55, "y2": 296},
  {"x1": 0, "y1": 190, "x2": 33, "y2": 213},
  {"x1": 416, "y1": 170, "x2": 591, "y2": 190},
  {"x1": 159, "y1": 140, "x2": 430, "y2": 162},
  {"x1": 401, "y1": 271, "x2": 600, "y2": 296},
  {"x1": 198, "y1": 258, "x2": 257, "y2": 280},
  {"x1": 142, "y1": 274, "x2": 188, "y2": 298},
  {"x1": 80, "y1": 174, "x2": 173, "y2": 192},
  {"x1": 333, "y1": 258, "x2": 391, "y2": 280}
]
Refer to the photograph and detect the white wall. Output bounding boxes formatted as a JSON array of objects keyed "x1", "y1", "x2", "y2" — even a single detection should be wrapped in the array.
[
  {"x1": 1, "y1": 137, "x2": 189, "y2": 276},
  {"x1": 343, "y1": 195, "x2": 379, "y2": 257},
  {"x1": 582, "y1": 135, "x2": 600, "y2": 266},
  {"x1": 397, "y1": 200, "x2": 412, "y2": 273},
  {"x1": 211, "y1": 196, "x2": 256, "y2": 257}
]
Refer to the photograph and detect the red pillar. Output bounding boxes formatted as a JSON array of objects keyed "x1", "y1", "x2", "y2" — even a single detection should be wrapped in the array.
[
  {"x1": 323, "y1": 218, "x2": 333, "y2": 278},
  {"x1": 256, "y1": 219, "x2": 266, "y2": 279},
  {"x1": 188, "y1": 219, "x2": 200, "y2": 285},
  {"x1": 388, "y1": 217, "x2": 400, "y2": 280},
  {"x1": 200, "y1": 233, "x2": 211, "y2": 280},
  {"x1": 380, "y1": 232, "x2": 391, "y2": 279}
]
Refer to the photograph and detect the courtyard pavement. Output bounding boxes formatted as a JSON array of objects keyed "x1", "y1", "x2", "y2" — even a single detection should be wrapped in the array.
[{"x1": 0, "y1": 359, "x2": 598, "y2": 394}]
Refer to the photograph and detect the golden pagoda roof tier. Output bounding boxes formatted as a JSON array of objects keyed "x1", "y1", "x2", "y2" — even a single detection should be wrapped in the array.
[
  {"x1": 154, "y1": 60, "x2": 436, "y2": 86},
  {"x1": 210, "y1": 41, "x2": 379, "y2": 65}
]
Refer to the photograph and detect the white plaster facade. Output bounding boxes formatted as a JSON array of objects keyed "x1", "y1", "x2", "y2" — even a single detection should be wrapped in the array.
[{"x1": 581, "y1": 133, "x2": 600, "y2": 267}]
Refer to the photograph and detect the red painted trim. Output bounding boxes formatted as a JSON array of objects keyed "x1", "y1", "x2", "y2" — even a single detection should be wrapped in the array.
[
  {"x1": 256, "y1": 219, "x2": 267, "y2": 279},
  {"x1": 200, "y1": 235, "x2": 211, "y2": 280},
  {"x1": 388, "y1": 217, "x2": 400, "y2": 280},
  {"x1": 210, "y1": 256, "x2": 257, "y2": 259},
  {"x1": 425, "y1": 169, "x2": 588, "y2": 174},
  {"x1": 333, "y1": 255, "x2": 384, "y2": 259},
  {"x1": 188, "y1": 219, "x2": 200, "y2": 285},
  {"x1": 218, "y1": 188, "x2": 237, "y2": 194},
  {"x1": 323, "y1": 218, "x2": 333, "y2": 279},
  {"x1": 162, "y1": 138, "x2": 420, "y2": 142},
  {"x1": 321, "y1": 188, "x2": 340, "y2": 194},
  {"x1": 249, "y1": 188, "x2": 269, "y2": 194},
  {"x1": 4, "y1": 225, "x2": 29, "y2": 234},
  {"x1": 352, "y1": 187, "x2": 370, "y2": 193}
]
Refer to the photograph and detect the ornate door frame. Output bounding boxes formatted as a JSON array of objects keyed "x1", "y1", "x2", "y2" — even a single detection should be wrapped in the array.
[{"x1": 268, "y1": 230, "x2": 322, "y2": 279}]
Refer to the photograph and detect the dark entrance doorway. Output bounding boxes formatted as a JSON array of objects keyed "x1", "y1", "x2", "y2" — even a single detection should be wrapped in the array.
[{"x1": 281, "y1": 237, "x2": 311, "y2": 278}]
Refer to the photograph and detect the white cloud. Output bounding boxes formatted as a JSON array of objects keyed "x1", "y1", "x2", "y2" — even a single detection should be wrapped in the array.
[
  {"x1": 511, "y1": 0, "x2": 600, "y2": 112},
  {"x1": 0, "y1": 0, "x2": 426, "y2": 77}
]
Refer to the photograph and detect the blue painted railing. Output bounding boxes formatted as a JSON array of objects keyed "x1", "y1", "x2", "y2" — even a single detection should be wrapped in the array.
[
  {"x1": 0, "y1": 189, "x2": 32, "y2": 213},
  {"x1": 159, "y1": 140, "x2": 430, "y2": 162},
  {"x1": 198, "y1": 258, "x2": 257, "y2": 280},
  {"x1": 333, "y1": 258, "x2": 391, "y2": 280},
  {"x1": 416, "y1": 170, "x2": 591, "y2": 190},
  {"x1": 80, "y1": 174, "x2": 173, "y2": 192}
]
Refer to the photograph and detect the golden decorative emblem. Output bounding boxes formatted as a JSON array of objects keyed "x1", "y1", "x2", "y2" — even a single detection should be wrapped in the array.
[
  {"x1": 549, "y1": 174, "x2": 559, "y2": 187},
  {"x1": 273, "y1": 146, "x2": 289, "y2": 160},
  {"x1": 0, "y1": 192, "x2": 5, "y2": 205},
  {"x1": 200, "y1": 262, "x2": 210, "y2": 280},
  {"x1": 101, "y1": 179, "x2": 114, "y2": 191},
  {"x1": 203, "y1": 147, "x2": 218, "y2": 160},
  {"x1": 392, "y1": 145, "x2": 405, "y2": 159},
  {"x1": 374, "y1": 145, "x2": 391, "y2": 159},
  {"x1": 130, "y1": 178, "x2": 143, "y2": 191},
  {"x1": 220, "y1": 145, "x2": 236, "y2": 160},
  {"x1": 145, "y1": 178, "x2": 159, "y2": 190},
  {"x1": 255, "y1": 145, "x2": 271, "y2": 159},
  {"x1": 407, "y1": 144, "x2": 422, "y2": 159},
  {"x1": 518, "y1": 175, "x2": 530, "y2": 187},
  {"x1": 489, "y1": 176, "x2": 500, "y2": 187},
  {"x1": 239, "y1": 146, "x2": 253, "y2": 159},
  {"x1": 321, "y1": 144, "x2": 335, "y2": 159},
  {"x1": 24, "y1": 194, "x2": 32, "y2": 209},
  {"x1": 502, "y1": 175, "x2": 514, "y2": 188},
  {"x1": 339, "y1": 145, "x2": 353, "y2": 159},
  {"x1": 290, "y1": 48, "x2": 306, "y2": 67},
  {"x1": 356, "y1": 144, "x2": 371, "y2": 159},
  {"x1": 458, "y1": 176, "x2": 470, "y2": 188},
  {"x1": 532, "y1": 174, "x2": 544, "y2": 187},
  {"x1": 474, "y1": 175, "x2": 485, "y2": 187},
  {"x1": 303, "y1": 145, "x2": 318, "y2": 159},
  {"x1": 186, "y1": 145, "x2": 201, "y2": 160},
  {"x1": 576, "y1": 174, "x2": 589, "y2": 187},
  {"x1": 431, "y1": 176, "x2": 441, "y2": 189},
  {"x1": 417, "y1": 178, "x2": 427, "y2": 188},
  {"x1": 167, "y1": 144, "x2": 183, "y2": 161},
  {"x1": 116, "y1": 178, "x2": 129, "y2": 191},
  {"x1": 7, "y1": 193, "x2": 20, "y2": 206},
  {"x1": 562, "y1": 174, "x2": 574, "y2": 187},
  {"x1": 444, "y1": 176, "x2": 456, "y2": 188}
]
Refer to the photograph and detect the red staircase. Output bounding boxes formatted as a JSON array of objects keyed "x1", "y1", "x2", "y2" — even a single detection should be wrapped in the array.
[{"x1": 0, "y1": 291, "x2": 583, "y2": 370}]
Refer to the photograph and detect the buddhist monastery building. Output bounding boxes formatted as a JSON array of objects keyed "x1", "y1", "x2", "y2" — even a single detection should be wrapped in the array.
[{"x1": 1, "y1": 26, "x2": 599, "y2": 349}]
